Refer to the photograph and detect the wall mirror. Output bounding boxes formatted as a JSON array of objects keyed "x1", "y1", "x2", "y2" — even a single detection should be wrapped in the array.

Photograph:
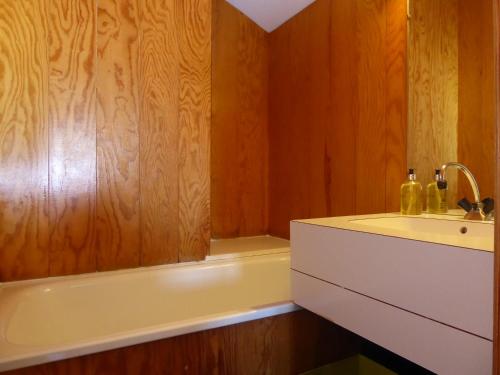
[{"x1": 407, "y1": 0, "x2": 495, "y2": 208}]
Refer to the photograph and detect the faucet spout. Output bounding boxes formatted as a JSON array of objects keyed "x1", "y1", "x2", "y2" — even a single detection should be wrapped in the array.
[
  {"x1": 439, "y1": 162, "x2": 481, "y2": 203},
  {"x1": 439, "y1": 162, "x2": 487, "y2": 221}
]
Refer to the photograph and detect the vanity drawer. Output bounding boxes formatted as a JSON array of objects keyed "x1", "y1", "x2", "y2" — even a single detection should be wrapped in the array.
[
  {"x1": 292, "y1": 270, "x2": 492, "y2": 375},
  {"x1": 290, "y1": 221, "x2": 493, "y2": 339}
]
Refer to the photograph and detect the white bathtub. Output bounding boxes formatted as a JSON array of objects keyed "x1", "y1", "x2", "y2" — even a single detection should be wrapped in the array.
[{"x1": 0, "y1": 247, "x2": 295, "y2": 372}]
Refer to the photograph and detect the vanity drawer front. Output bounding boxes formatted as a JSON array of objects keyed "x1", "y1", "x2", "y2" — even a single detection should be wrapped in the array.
[
  {"x1": 290, "y1": 221, "x2": 493, "y2": 340},
  {"x1": 292, "y1": 270, "x2": 492, "y2": 375}
]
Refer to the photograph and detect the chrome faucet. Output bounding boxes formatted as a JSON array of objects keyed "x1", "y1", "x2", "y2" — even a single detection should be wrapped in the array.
[{"x1": 438, "y1": 162, "x2": 486, "y2": 221}]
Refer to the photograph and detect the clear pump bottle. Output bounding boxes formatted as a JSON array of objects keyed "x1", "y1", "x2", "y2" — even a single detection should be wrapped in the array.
[{"x1": 400, "y1": 168, "x2": 423, "y2": 215}]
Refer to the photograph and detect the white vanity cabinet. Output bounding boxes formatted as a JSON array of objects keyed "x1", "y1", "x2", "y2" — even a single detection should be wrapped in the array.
[{"x1": 290, "y1": 214, "x2": 493, "y2": 375}]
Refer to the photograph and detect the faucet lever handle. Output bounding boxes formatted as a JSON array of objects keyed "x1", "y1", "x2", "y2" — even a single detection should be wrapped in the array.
[
  {"x1": 482, "y1": 197, "x2": 494, "y2": 215},
  {"x1": 457, "y1": 197, "x2": 472, "y2": 213}
]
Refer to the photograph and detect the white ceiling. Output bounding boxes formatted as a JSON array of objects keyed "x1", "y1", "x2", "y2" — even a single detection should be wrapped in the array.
[{"x1": 226, "y1": 0, "x2": 316, "y2": 32}]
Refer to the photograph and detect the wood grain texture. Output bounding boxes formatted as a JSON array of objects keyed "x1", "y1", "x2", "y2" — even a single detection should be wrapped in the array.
[
  {"x1": 269, "y1": 0, "x2": 407, "y2": 238},
  {"x1": 96, "y1": 0, "x2": 141, "y2": 271},
  {"x1": 139, "y1": 0, "x2": 211, "y2": 265},
  {"x1": 0, "y1": 0, "x2": 211, "y2": 280},
  {"x1": 5, "y1": 310, "x2": 361, "y2": 375},
  {"x1": 48, "y1": 0, "x2": 97, "y2": 276},
  {"x1": 211, "y1": 0, "x2": 269, "y2": 238},
  {"x1": 269, "y1": 1, "x2": 338, "y2": 237},
  {"x1": 385, "y1": 0, "x2": 408, "y2": 212},
  {"x1": 457, "y1": 0, "x2": 496, "y2": 201},
  {"x1": 176, "y1": 0, "x2": 211, "y2": 262},
  {"x1": 355, "y1": 0, "x2": 388, "y2": 214},
  {"x1": 407, "y1": 0, "x2": 459, "y2": 207},
  {"x1": 328, "y1": 1, "x2": 357, "y2": 218},
  {"x1": 139, "y1": 0, "x2": 181, "y2": 266},
  {"x1": 268, "y1": 4, "x2": 315, "y2": 239},
  {"x1": 0, "y1": 0, "x2": 49, "y2": 281},
  {"x1": 408, "y1": 0, "x2": 496, "y2": 209}
]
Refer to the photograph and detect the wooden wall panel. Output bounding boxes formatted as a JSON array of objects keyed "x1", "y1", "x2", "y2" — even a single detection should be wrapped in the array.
[
  {"x1": 139, "y1": 0, "x2": 181, "y2": 266},
  {"x1": 306, "y1": 0, "x2": 333, "y2": 220},
  {"x1": 408, "y1": 0, "x2": 459, "y2": 206},
  {"x1": 328, "y1": 1, "x2": 357, "y2": 217},
  {"x1": 354, "y1": 0, "x2": 388, "y2": 214},
  {"x1": 0, "y1": 0, "x2": 49, "y2": 281},
  {"x1": 0, "y1": 0, "x2": 211, "y2": 281},
  {"x1": 269, "y1": 0, "x2": 407, "y2": 238},
  {"x1": 48, "y1": 0, "x2": 97, "y2": 276},
  {"x1": 176, "y1": 0, "x2": 211, "y2": 261},
  {"x1": 5, "y1": 310, "x2": 362, "y2": 375},
  {"x1": 96, "y1": 0, "x2": 141, "y2": 271},
  {"x1": 268, "y1": 5, "x2": 316, "y2": 239},
  {"x1": 269, "y1": 0, "x2": 336, "y2": 239},
  {"x1": 457, "y1": 0, "x2": 496, "y2": 201},
  {"x1": 408, "y1": 0, "x2": 496, "y2": 208},
  {"x1": 385, "y1": 0, "x2": 408, "y2": 212},
  {"x1": 139, "y1": 0, "x2": 211, "y2": 265},
  {"x1": 211, "y1": 0, "x2": 269, "y2": 238}
]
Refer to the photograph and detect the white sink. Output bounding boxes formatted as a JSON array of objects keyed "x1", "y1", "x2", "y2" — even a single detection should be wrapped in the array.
[
  {"x1": 296, "y1": 213, "x2": 494, "y2": 251},
  {"x1": 350, "y1": 216, "x2": 493, "y2": 239}
]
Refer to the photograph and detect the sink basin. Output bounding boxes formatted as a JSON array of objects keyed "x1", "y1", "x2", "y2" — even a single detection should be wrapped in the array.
[
  {"x1": 296, "y1": 213, "x2": 494, "y2": 251},
  {"x1": 350, "y1": 216, "x2": 493, "y2": 238}
]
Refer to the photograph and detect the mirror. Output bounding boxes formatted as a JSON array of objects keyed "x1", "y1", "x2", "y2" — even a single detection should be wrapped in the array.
[{"x1": 408, "y1": 0, "x2": 495, "y2": 208}]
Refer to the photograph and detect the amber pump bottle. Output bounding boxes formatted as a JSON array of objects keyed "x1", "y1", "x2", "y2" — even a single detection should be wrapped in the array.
[
  {"x1": 426, "y1": 169, "x2": 448, "y2": 214},
  {"x1": 400, "y1": 168, "x2": 423, "y2": 215}
]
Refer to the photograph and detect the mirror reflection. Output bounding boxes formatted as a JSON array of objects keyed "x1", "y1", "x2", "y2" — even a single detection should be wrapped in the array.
[{"x1": 408, "y1": 0, "x2": 495, "y2": 209}]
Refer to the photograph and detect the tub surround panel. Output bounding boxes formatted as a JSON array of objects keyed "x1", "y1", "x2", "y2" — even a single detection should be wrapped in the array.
[
  {"x1": 0, "y1": 0, "x2": 211, "y2": 281},
  {"x1": 48, "y1": 0, "x2": 98, "y2": 276},
  {"x1": 96, "y1": 0, "x2": 141, "y2": 271},
  {"x1": 2, "y1": 310, "x2": 361, "y2": 375},
  {"x1": 0, "y1": 1, "x2": 50, "y2": 281},
  {"x1": 176, "y1": 0, "x2": 211, "y2": 262},
  {"x1": 211, "y1": 0, "x2": 269, "y2": 238},
  {"x1": 213, "y1": 0, "x2": 407, "y2": 240},
  {"x1": 139, "y1": 0, "x2": 182, "y2": 266},
  {"x1": 268, "y1": 0, "x2": 408, "y2": 238}
]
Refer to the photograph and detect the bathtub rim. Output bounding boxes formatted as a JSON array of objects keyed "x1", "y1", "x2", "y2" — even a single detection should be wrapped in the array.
[{"x1": 0, "y1": 247, "x2": 290, "y2": 289}]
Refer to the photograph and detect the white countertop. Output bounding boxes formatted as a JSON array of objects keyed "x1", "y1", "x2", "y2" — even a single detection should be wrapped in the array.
[{"x1": 294, "y1": 212, "x2": 494, "y2": 252}]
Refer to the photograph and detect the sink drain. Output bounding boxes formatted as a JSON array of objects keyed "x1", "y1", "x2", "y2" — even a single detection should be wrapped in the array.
[{"x1": 459, "y1": 226, "x2": 468, "y2": 234}]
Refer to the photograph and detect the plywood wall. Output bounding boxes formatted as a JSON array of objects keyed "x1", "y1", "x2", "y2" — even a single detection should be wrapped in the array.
[
  {"x1": 457, "y1": 0, "x2": 496, "y2": 201},
  {"x1": 0, "y1": 0, "x2": 211, "y2": 281},
  {"x1": 211, "y1": 0, "x2": 269, "y2": 238},
  {"x1": 408, "y1": 0, "x2": 459, "y2": 203},
  {"x1": 408, "y1": 0, "x2": 495, "y2": 207},
  {"x1": 268, "y1": 0, "x2": 408, "y2": 238}
]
